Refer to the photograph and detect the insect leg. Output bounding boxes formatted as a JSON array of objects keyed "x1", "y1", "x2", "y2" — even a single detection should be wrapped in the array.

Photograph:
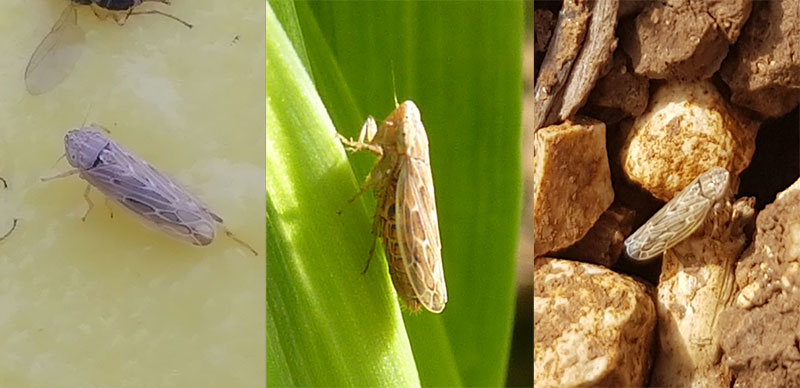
[
  {"x1": 40, "y1": 169, "x2": 80, "y2": 181},
  {"x1": 0, "y1": 177, "x2": 15, "y2": 242},
  {"x1": 358, "y1": 117, "x2": 378, "y2": 144},
  {"x1": 336, "y1": 162, "x2": 388, "y2": 215},
  {"x1": 336, "y1": 180, "x2": 374, "y2": 216},
  {"x1": 104, "y1": 197, "x2": 114, "y2": 219},
  {"x1": 221, "y1": 227, "x2": 258, "y2": 256},
  {"x1": 127, "y1": 10, "x2": 193, "y2": 29},
  {"x1": 0, "y1": 219, "x2": 17, "y2": 242},
  {"x1": 336, "y1": 133, "x2": 383, "y2": 156},
  {"x1": 89, "y1": 5, "x2": 106, "y2": 20},
  {"x1": 80, "y1": 184, "x2": 94, "y2": 222},
  {"x1": 347, "y1": 171, "x2": 380, "y2": 204},
  {"x1": 361, "y1": 209, "x2": 382, "y2": 274},
  {"x1": 362, "y1": 239, "x2": 378, "y2": 275}
]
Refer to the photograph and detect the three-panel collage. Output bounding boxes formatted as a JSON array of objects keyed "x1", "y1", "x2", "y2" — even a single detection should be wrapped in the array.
[
  {"x1": 2, "y1": 0, "x2": 797, "y2": 388},
  {"x1": 534, "y1": 0, "x2": 800, "y2": 387}
]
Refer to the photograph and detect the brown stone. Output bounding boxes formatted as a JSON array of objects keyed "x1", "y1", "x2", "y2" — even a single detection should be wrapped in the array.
[
  {"x1": 718, "y1": 177, "x2": 800, "y2": 387},
  {"x1": 720, "y1": 0, "x2": 800, "y2": 118},
  {"x1": 547, "y1": 0, "x2": 621, "y2": 125},
  {"x1": 618, "y1": 0, "x2": 649, "y2": 19},
  {"x1": 533, "y1": 0, "x2": 590, "y2": 130},
  {"x1": 583, "y1": 52, "x2": 650, "y2": 124},
  {"x1": 534, "y1": 9, "x2": 555, "y2": 54},
  {"x1": 556, "y1": 204, "x2": 635, "y2": 267},
  {"x1": 621, "y1": 0, "x2": 751, "y2": 81}
]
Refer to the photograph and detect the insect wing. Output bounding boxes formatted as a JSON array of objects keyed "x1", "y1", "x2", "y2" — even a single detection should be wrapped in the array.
[
  {"x1": 81, "y1": 140, "x2": 218, "y2": 246},
  {"x1": 624, "y1": 171, "x2": 728, "y2": 261},
  {"x1": 396, "y1": 157, "x2": 447, "y2": 313},
  {"x1": 25, "y1": 5, "x2": 86, "y2": 95}
]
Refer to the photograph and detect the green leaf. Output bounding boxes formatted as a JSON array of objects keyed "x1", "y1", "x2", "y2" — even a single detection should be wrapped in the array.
[
  {"x1": 267, "y1": 4, "x2": 419, "y2": 387},
  {"x1": 268, "y1": 1, "x2": 523, "y2": 387}
]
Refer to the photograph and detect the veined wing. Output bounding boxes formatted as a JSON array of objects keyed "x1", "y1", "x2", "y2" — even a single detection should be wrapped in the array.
[
  {"x1": 25, "y1": 5, "x2": 86, "y2": 95},
  {"x1": 625, "y1": 168, "x2": 730, "y2": 261},
  {"x1": 80, "y1": 141, "x2": 218, "y2": 246},
  {"x1": 396, "y1": 157, "x2": 447, "y2": 313}
]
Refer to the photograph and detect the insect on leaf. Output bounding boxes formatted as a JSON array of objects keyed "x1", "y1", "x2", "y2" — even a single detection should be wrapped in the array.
[{"x1": 339, "y1": 101, "x2": 447, "y2": 313}]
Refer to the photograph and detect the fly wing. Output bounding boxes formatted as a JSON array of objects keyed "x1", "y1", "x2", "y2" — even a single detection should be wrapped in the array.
[
  {"x1": 396, "y1": 158, "x2": 447, "y2": 313},
  {"x1": 25, "y1": 5, "x2": 85, "y2": 95},
  {"x1": 624, "y1": 179, "x2": 715, "y2": 261},
  {"x1": 81, "y1": 141, "x2": 217, "y2": 246}
]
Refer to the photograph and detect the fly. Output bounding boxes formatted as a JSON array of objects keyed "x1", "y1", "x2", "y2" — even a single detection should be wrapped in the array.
[{"x1": 25, "y1": 0, "x2": 191, "y2": 95}]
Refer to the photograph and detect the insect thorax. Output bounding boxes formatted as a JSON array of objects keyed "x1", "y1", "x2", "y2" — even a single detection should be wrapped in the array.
[
  {"x1": 65, "y1": 128, "x2": 111, "y2": 170},
  {"x1": 374, "y1": 101, "x2": 428, "y2": 160},
  {"x1": 698, "y1": 168, "x2": 731, "y2": 201},
  {"x1": 84, "y1": 0, "x2": 141, "y2": 11}
]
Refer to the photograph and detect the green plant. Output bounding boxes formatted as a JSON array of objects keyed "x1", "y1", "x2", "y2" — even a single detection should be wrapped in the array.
[{"x1": 267, "y1": 1, "x2": 523, "y2": 386}]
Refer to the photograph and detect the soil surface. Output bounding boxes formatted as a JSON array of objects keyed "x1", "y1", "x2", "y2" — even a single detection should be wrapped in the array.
[{"x1": 534, "y1": 0, "x2": 800, "y2": 386}]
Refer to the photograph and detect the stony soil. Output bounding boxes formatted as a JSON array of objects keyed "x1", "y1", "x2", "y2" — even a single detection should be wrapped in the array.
[{"x1": 534, "y1": 0, "x2": 800, "y2": 386}]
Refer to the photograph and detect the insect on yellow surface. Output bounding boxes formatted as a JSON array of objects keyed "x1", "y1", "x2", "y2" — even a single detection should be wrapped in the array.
[
  {"x1": 42, "y1": 126, "x2": 258, "y2": 256},
  {"x1": 337, "y1": 100, "x2": 448, "y2": 313},
  {"x1": 25, "y1": 0, "x2": 191, "y2": 95}
]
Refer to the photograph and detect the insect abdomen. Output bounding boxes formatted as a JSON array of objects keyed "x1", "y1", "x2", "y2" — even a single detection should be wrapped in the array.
[
  {"x1": 379, "y1": 180, "x2": 422, "y2": 312},
  {"x1": 89, "y1": 0, "x2": 139, "y2": 11}
]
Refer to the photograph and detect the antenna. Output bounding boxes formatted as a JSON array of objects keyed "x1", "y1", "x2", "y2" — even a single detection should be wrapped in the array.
[
  {"x1": 80, "y1": 102, "x2": 93, "y2": 127},
  {"x1": 80, "y1": 89, "x2": 113, "y2": 133},
  {"x1": 390, "y1": 61, "x2": 399, "y2": 108}
]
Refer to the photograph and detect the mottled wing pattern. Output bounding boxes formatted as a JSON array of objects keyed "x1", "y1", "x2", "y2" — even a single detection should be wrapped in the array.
[
  {"x1": 79, "y1": 140, "x2": 218, "y2": 246},
  {"x1": 396, "y1": 157, "x2": 447, "y2": 313},
  {"x1": 25, "y1": 5, "x2": 85, "y2": 95},
  {"x1": 624, "y1": 168, "x2": 730, "y2": 261}
]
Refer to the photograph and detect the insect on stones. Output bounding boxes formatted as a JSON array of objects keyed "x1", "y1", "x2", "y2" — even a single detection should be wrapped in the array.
[
  {"x1": 25, "y1": 0, "x2": 191, "y2": 95},
  {"x1": 624, "y1": 167, "x2": 731, "y2": 261},
  {"x1": 337, "y1": 100, "x2": 448, "y2": 313},
  {"x1": 43, "y1": 126, "x2": 257, "y2": 255}
]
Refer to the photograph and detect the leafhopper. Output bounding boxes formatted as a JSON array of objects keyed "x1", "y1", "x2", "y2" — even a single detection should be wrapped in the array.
[
  {"x1": 43, "y1": 126, "x2": 257, "y2": 255},
  {"x1": 624, "y1": 167, "x2": 731, "y2": 261},
  {"x1": 338, "y1": 101, "x2": 448, "y2": 313}
]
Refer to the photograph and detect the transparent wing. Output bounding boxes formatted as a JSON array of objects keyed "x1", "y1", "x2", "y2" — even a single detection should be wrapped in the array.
[
  {"x1": 625, "y1": 178, "x2": 719, "y2": 261},
  {"x1": 81, "y1": 142, "x2": 218, "y2": 246},
  {"x1": 396, "y1": 158, "x2": 447, "y2": 313},
  {"x1": 25, "y1": 5, "x2": 85, "y2": 95}
]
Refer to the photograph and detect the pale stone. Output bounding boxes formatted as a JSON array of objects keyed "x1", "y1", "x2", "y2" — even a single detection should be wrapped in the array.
[
  {"x1": 649, "y1": 197, "x2": 755, "y2": 387},
  {"x1": 534, "y1": 258, "x2": 656, "y2": 388},
  {"x1": 534, "y1": 118, "x2": 614, "y2": 256},
  {"x1": 619, "y1": 80, "x2": 758, "y2": 201}
]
